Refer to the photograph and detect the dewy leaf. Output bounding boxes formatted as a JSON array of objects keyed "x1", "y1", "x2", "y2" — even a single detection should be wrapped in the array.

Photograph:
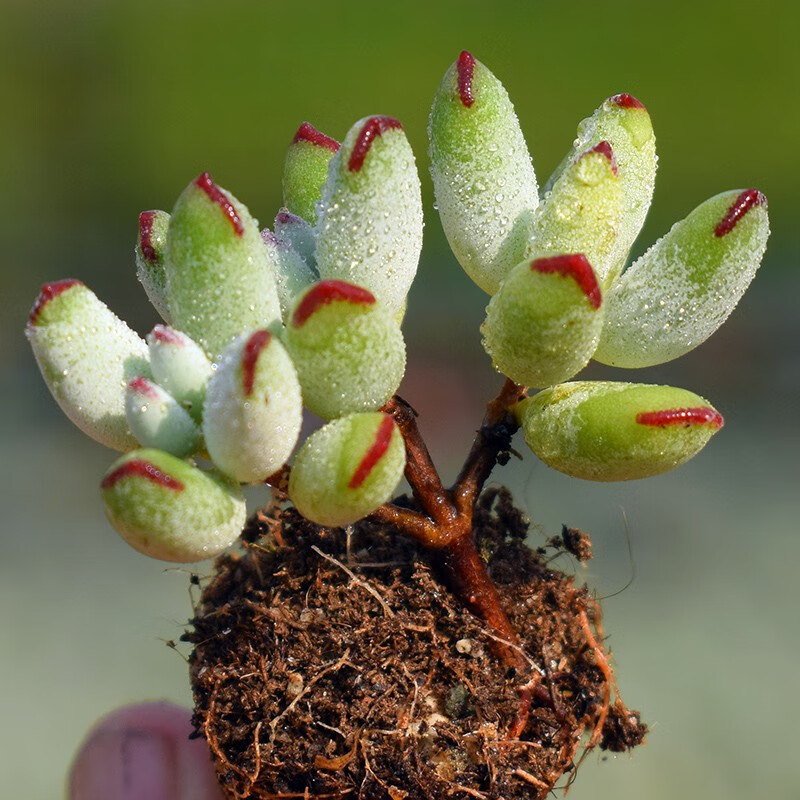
[
  {"x1": 283, "y1": 122, "x2": 340, "y2": 224},
  {"x1": 517, "y1": 381, "x2": 724, "y2": 481},
  {"x1": 101, "y1": 448, "x2": 246, "y2": 562},
  {"x1": 429, "y1": 51, "x2": 539, "y2": 295},
  {"x1": 26, "y1": 280, "x2": 151, "y2": 451},
  {"x1": 136, "y1": 210, "x2": 171, "y2": 322},
  {"x1": 594, "y1": 189, "x2": 770, "y2": 368},
  {"x1": 146, "y1": 325, "x2": 214, "y2": 424},
  {"x1": 274, "y1": 208, "x2": 318, "y2": 269},
  {"x1": 285, "y1": 280, "x2": 406, "y2": 420},
  {"x1": 527, "y1": 142, "x2": 623, "y2": 287},
  {"x1": 288, "y1": 412, "x2": 405, "y2": 527},
  {"x1": 203, "y1": 329, "x2": 302, "y2": 483},
  {"x1": 482, "y1": 254, "x2": 604, "y2": 388},
  {"x1": 545, "y1": 93, "x2": 657, "y2": 287},
  {"x1": 164, "y1": 172, "x2": 281, "y2": 361},
  {"x1": 261, "y1": 229, "x2": 317, "y2": 323},
  {"x1": 315, "y1": 115, "x2": 423, "y2": 316},
  {"x1": 125, "y1": 377, "x2": 202, "y2": 458}
]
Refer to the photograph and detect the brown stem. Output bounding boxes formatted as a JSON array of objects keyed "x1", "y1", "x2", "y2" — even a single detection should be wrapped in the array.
[
  {"x1": 381, "y1": 395, "x2": 456, "y2": 526},
  {"x1": 453, "y1": 378, "x2": 526, "y2": 517}
]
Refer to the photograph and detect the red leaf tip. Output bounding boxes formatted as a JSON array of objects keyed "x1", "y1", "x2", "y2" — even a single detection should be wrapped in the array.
[
  {"x1": 609, "y1": 93, "x2": 646, "y2": 110},
  {"x1": 138, "y1": 211, "x2": 160, "y2": 263},
  {"x1": 292, "y1": 280, "x2": 376, "y2": 327},
  {"x1": 714, "y1": 189, "x2": 767, "y2": 237},
  {"x1": 348, "y1": 116, "x2": 403, "y2": 172},
  {"x1": 101, "y1": 459, "x2": 184, "y2": 491},
  {"x1": 457, "y1": 50, "x2": 476, "y2": 108},
  {"x1": 150, "y1": 325, "x2": 185, "y2": 347},
  {"x1": 582, "y1": 141, "x2": 618, "y2": 176},
  {"x1": 348, "y1": 415, "x2": 396, "y2": 489},
  {"x1": 128, "y1": 376, "x2": 160, "y2": 400},
  {"x1": 193, "y1": 172, "x2": 244, "y2": 237},
  {"x1": 29, "y1": 279, "x2": 83, "y2": 326},
  {"x1": 530, "y1": 255, "x2": 602, "y2": 309},
  {"x1": 241, "y1": 329, "x2": 273, "y2": 397},
  {"x1": 636, "y1": 407, "x2": 724, "y2": 429},
  {"x1": 292, "y1": 122, "x2": 340, "y2": 153}
]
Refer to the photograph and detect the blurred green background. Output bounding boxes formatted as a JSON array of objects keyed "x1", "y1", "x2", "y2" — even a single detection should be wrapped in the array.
[{"x1": 2, "y1": 1, "x2": 798, "y2": 797}]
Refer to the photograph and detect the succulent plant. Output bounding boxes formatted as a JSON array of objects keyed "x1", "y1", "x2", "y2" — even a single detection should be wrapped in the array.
[
  {"x1": 28, "y1": 49, "x2": 770, "y2": 798},
  {"x1": 26, "y1": 46, "x2": 767, "y2": 677}
]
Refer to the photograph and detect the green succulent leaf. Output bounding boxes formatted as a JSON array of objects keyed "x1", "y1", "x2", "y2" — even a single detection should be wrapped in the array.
[
  {"x1": 482, "y1": 255, "x2": 604, "y2": 388},
  {"x1": 136, "y1": 210, "x2": 171, "y2": 322},
  {"x1": 283, "y1": 122, "x2": 340, "y2": 224},
  {"x1": 527, "y1": 142, "x2": 623, "y2": 287},
  {"x1": 146, "y1": 325, "x2": 214, "y2": 424},
  {"x1": 26, "y1": 280, "x2": 151, "y2": 451},
  {"x1": 203, "y1": 329, "x2": 303, "y2": 483},
  {"x1": 517, "y1": 381, "x2": 724, "y2": 481},
  {"x1": 545, "y1": 94, "x2": 657, "y2": 287},
  {"x1": 124, "y1": 377, "x2": 202, "y2": 458},
  {"x1": 164, "y1": 172, "x2": 281, "y2": 361},
  {"x1": 285, "y1": 280, "x2": 406, "y2": 420},
  {"x1": 595, "y1": 189, "x2": 769, "y2": 368},
  {"x1": 101, "y1": 449, "x2": 246, "y2": 562},
  {"x1": 316, "y1": 115, "x2": 423, "y2": 316},
  {"x1": 288, "y1": 412, "x2": 406, "y2": 527},
  {"x1": 429, "y1": 51, "x2": 539, "y2": 295}
]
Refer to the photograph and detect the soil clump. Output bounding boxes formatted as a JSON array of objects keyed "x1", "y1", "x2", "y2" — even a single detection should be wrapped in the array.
[{"x1": 186, "y1": 488, "x2": 646, "y2": 800}]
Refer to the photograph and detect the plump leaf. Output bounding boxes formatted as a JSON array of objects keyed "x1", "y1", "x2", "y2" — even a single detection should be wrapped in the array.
[
  {"x1": 527, "y1": 142, "x2": 623, "y2": 286},
  {"x1": 545, "y1": 94, "x2": 657, "y2": 287},
  {"x1": 164, "y1": 172, "x2": 281, "y2": 360},
  {"x1": 286, "y1": 280, "x2": 406, "y2": 420},
  {"x1": 125, "y1": 377, "x2": 202, "y2": 458},
  {"x1": 594, "y1": 189, "x2": 770, "y2": 367},
  {"x1": 26, "y1": 280, "x2": 150, "y2": 451},
  {"x1": 429, "y1": 51, "x2": 538, "y2": 294},
  {"x1": 482, "y1": 255, "x2": 604, "y2": 388},
  {"x1": 517, "y1": 381, "x2": 724, "y2": 481},
  {"x1": 316, "y1": 116, "x2": 423, "y2": 316},
  {"x1": 288, "y1": 412, "x2": 405, "y2": 527},
  {"x1": 203, "y1": 329, "x2": 302, "y2": 483},
  {"x1": 283, "y1": 121, "x2": 340, "y2": 224},
  {"x1": 101, "y1": 449, "x2": 246, "y2": 562},
  {"x1": 146, "y1": 325, "x2": 213, "y2": 424},
  {"x1": 261, "y1": 229, "x2": 317, "y2": 323}
]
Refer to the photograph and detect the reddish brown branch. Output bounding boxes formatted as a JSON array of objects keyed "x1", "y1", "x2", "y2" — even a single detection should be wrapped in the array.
[
  {"x1": 381, "y1": 395, "x2": 456, "y2": 526},
  {"x1": 453, "y1": 378, "x2": 527, "y2": 516}
]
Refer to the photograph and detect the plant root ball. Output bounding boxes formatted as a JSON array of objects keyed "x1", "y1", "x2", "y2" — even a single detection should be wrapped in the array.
[{"x1": 187, "y1": 489, "x2": 646, "y2": 800}]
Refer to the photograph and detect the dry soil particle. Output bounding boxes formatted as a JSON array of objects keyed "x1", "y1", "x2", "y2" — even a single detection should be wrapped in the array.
[{"x1": 186, "y1": 488, "x2": 646, "y2": 800}]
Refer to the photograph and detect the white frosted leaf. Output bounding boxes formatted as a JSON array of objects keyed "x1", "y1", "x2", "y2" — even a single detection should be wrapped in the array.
[
  {"x1": 316, "y1": 116, "x2": 423, "y2": 316},
  {"x1": 429, "y1": 51, "x2": 539, "y2": 294},
  {"x1": 164, "y1": 172, "x2": 281, "y2": 361},
  {"x1": 527, "y1": 142, "x2": 623, "y2": 286},
  {"x1": 101, "y1": 449, "x2": 246, "y2": 562},
  {"x1": 203, "y1": 329, "x2": 302, "y2": 483},
  {"x1": 545, "y1": 94, "x2": 657, "y2": 287},
  {"x1": 595, "y1": 189, "x2": 770, "y2": 368},
  {"x1": 26, "y1": 280, "x2": 150, "y2": 451},
  {"x1": 125, "y1": 377, "x2": 202, "y2": 458}
]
